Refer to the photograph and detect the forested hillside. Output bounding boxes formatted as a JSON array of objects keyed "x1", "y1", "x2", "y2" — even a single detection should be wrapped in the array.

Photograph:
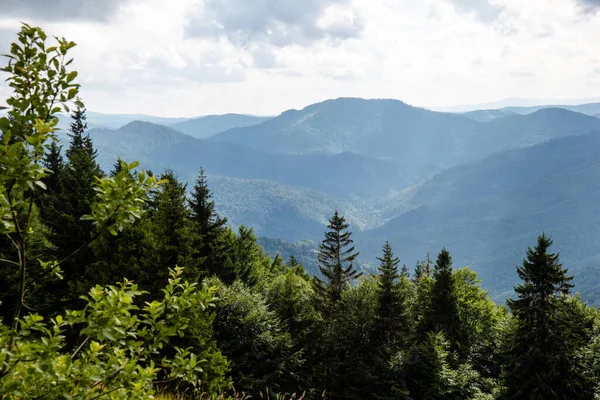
[
  {"x1": 171, "y1": 114, "x2": 271, "y2": 139},
  {"x1": 2, "y1": 24, "x2": 600, "y2": 400},
  {"x1": 64, "y1": 99, "x2": 600, "y2": 302}
]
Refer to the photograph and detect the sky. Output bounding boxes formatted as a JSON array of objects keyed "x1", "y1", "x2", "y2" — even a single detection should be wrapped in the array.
[{"x1": 0, "y1": 0, "x2": 600, "y2": 117}]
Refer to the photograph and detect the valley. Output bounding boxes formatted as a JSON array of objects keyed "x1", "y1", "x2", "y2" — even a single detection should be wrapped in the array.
[{"x1": 64, "y1": 97, "x2": 600, "y2": 303}]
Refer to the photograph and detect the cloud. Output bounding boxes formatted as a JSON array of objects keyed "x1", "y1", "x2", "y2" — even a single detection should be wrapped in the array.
[
  {"x1": 442, "y1": 0, "x2": 505, "y2": 22},
  {"x1": 0, "y1": 0, "x2": 127, "y2": 22},
  {"x1": 575, "y1": 0, "x2": 600, "y2": 13},
  {"x1": 185, "y1": 0, "x2": 363, "y2": 47}
]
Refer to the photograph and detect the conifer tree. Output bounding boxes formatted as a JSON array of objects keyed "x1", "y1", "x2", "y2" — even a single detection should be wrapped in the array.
[
  {"x1": 414, "y1": 253, "x2": 432, "y2": 281},
  {"x1": 37, "y1": 139, "x2": 64, "y2": 235},
  {"x1": 313, "y1": 211, "x2": 361, "y2": 314},
  {"x1": 421, "y1": 248, "x2": 461, "y2": 354},
  {"x1": 149, "y1": 170, "x2": 198, "y2": 290},
  {"x1": 287, "y1": 255, "x2": 300, "y2": 268},
  {"x1": 189, "y1": 168, "x2": 227, "y2": 231},
  {"x1": 42, "y1": 140, "x2": 63, "y2": 194},
  {"x1": 503, "y1": 234, "x2": 595, "y2": 399},
  {"x1": 188, "y1": 168, "x2": 232, "y2": 280},
  {"x1": 371, "y1": 242, "x2": 411, "y2": 399},
  {"x1": 38, "y1": 106, "x2": 103, "y2": 313},
  {"x1": 375, "y1": 242, "x2": 407, "y2": 345}
]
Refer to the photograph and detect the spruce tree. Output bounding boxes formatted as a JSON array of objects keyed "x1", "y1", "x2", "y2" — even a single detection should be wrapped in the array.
[
  {"x1": 375, "y1": 242, "x2": 407, "y2": 345},
  {"x1": 42, "y1": 140, "x2": 64, "y2": 194},
  {"x1": 37, "y1": 139, "x2": 64, "y2": 233},
  {"x1": 189, "y1": 168, "x2": 227, "y2": 232},
  {"x1": 503, "y1": 234, "x2": 595, "y2": 399},
  {"x1": 287, "y1": 255, "x2": 300, "y2": 268},
  {"x1": 372, "y1": 242, "x2": 411, "y2": 399},
  {"x1": 313, "y1": 211, "x2": 361, "y2": 314},
  {"x1": 188, "y1": 168, "x2": 232, "y2": 280},
  {"x1": 149, "y1": 170, "x2": 198, "y2": 290},
  {"x1": 421, "y1": 248, "x2": 461, "y2": 354},
  {"x1": 38, "y1": 106, "x2": 103, "y2": 313}
]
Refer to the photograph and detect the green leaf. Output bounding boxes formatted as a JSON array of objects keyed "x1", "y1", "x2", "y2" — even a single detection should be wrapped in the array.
[
  {"x1": 34, "y1": 180, "x2": 47, "y2": 190},
  {"x1": 66, "y1": 71, "x2": 78, "y2": 83}
]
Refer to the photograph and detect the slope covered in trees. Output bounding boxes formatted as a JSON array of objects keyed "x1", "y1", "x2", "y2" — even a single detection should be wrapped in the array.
[{"x1": 171, "y1": 114, "x2": 271, "y2": 139}]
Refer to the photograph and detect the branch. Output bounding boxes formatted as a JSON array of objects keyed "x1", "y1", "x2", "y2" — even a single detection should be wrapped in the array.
[
  {"x1": 70, "y1": 335, "x2": 91, "y2": 359},
  {"x1": 88, "y1": 385, "x2": 123, "y2": 400},
  {"x1": 0, "y1": 257, "x2": 19, "y2": 267}
]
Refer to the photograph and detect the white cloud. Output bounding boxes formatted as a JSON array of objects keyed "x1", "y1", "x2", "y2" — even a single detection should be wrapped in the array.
[{"x1": 0, "y1": 0, "x2": 599, "y2": 116}]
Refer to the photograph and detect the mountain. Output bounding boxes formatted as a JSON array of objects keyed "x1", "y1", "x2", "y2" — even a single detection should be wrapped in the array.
[
  {"x1": 56, "y1": 111, "x2": 190, "y2": 130},
  {"x1": 170, "y1": 114, "x2": 271, "y2": 139},
  {"x1": 462, "y1": 109, "x2": 516, "y2": 122},
  {"x1": 209, "y1": 175, "x2": 381, "y2": 241},
  {"x1": 360, "y1": 132, "x2": 600, "y2": 303},
  {"x1": 435, "y1": 97, "x2": 600, "y2": 113},
  {"x1": 87, "y1": 120, "x2": 410, "y2": 200},
  {"x1": 77, "y1": 101, "x2": 600, "y2": 304},
  {"x1": 502, "y1": 102, "x2": 600, "y2": 117},
  {"x1": 210, "y1": 98, "x2": 600, "y2": 177}
]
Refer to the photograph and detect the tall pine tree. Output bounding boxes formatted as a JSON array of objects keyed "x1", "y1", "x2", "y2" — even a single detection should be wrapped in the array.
[
  {"x1": 149, "y1": 170, "x2": 198, "y2": 290},
  {"x1": 375, "y1": 241, "x2": 408, "y2": 346},
  {"x1": 188, "y1": 168, "x2": 232, "y2": 281},
  {"x1": 503, "y1": 234, "x2": 595, "y2": 399},
  {"x1": 313, "y1": 211, "x2": 361, "y2": 314},
  {"x1": 38, "y1": 106, "x2": 103, "y2": 313},
  {"x1": 420, "y1": 248, "x2": 461, "y2": 355}
]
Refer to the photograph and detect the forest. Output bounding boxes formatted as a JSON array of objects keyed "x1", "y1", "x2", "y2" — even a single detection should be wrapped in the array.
[{"x1": 1, "y1": 24, "x2": 600, "y2": 400}]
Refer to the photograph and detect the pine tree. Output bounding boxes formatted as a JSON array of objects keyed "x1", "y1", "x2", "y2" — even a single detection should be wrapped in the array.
[
  {"x1": 287, "y1": 255, "x2": 300, "y2": 268},
  {"x1": 37, "y1": 106, "x2": 103, "y2": 313},
  {"x1": 503, "y1": 234, "x2": 595, "y2": 399},
  {"x1": 189, "y1": 168, "x2": 227, "y2": 231},
  {"x1": 372, "y1": 242, "x2": 411, "y2": 399},
  {"x1": 42, "y1": 140, "x2": 64, "y2": 194},
  {"x1": 37, "y1": 139, "x2": 64, "y2": 233},
  {"x1": 313, "y1": 211, "x2": 361, "y2": 314},
  {"x1": 188, "y1": 168, "x2": 232, "y2": 280},
  {"x1": 421, "y1": 248, "x2": 461, "y2": 354},
  {"x1": 375, "y1": 242, "x2": 407, "y2": 345},
  {"x1": 414, "y1": 253, "x2": 432, "y2": 281},
  {"x1": 149, "y1": 170, "x2": 198, "y2": 290}
]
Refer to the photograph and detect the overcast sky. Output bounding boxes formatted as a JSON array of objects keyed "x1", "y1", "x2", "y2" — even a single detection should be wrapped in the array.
[{"x1": 0, "y1": 0, "x2": 600, "y2": 117}]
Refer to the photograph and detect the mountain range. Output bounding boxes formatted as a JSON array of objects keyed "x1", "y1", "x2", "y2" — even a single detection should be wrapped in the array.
[{"x1": 59, "y1": 97, "x2": 600, "y2": 303}]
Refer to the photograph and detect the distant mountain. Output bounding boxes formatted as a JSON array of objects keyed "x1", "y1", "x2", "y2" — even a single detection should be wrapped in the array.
[
  {"x1": 56, "y1": 112, "x2": 190, "y2": 130},
  {"x1": 462, "y1": 109, "x2": 516, "y2": 122},
  {"x1": 435, "y1": 97, "x2": 600, "y2": 113},
  {"x1": 210, "y1": 98, "x2": 600, "y2": 177},
  {"x1": 170, "y1": 114, "x2": 271, "y2": 139},
  {"x1": 209, "y1": 175, "x2": 381, "y2": 241},
  {"x1": 360, "y1": 132, "x2": 600, "y2": 303},
  {"x1": 87, "y1": 120, "x2": 410, "y2": 200},
  {"x1": 502, "y1": 102, "x2": 600, "y2": 117}
]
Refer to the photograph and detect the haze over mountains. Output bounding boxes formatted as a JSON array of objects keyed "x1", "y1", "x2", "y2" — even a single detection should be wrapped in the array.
[{"x1": 61, "y1": 97, "x2": 600, "y2": 302}]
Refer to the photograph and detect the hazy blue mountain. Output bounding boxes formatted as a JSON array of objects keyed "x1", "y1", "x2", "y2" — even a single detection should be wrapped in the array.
[
  {"x1": 56, "y1": 111, "x2": 190, "y2": 130},
  {"x1": 360, "y1": 132, "x2": 600, "y2": 303},
  {"x1": 73, "y1": 101, "x2": 600, "y2": 304},
  {"x1": 170, "y1": 114, "x2": 271, "y2": 139},
  {"x1": 462, "y1": 109, "x2": 516, "y2": 122},
  {"x1": 436, "y1": 97, "x2": 600, "y2": 113},
  {"x1": 87, "y1": 120, "x2": 410, "y2": 199},
  {"x1": 501, "y1": 102, "x2": 600, "y2": 117},
  {"x1": 209, "y1": 99, "x2": 600, "y2": 176}
]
